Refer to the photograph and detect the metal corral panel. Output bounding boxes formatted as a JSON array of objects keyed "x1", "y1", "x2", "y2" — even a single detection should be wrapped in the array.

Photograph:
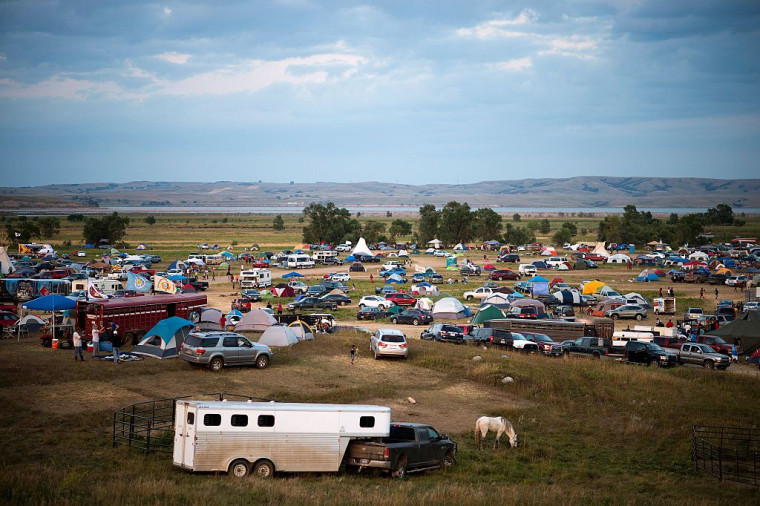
[{"x1": 194, "y1": 433, "x2": 344, "y2": 472}]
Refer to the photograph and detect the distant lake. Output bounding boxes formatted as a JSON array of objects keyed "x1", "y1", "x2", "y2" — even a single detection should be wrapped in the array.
[{"x1": 13, "y1": 205, "x2": 760, "y2": 215}]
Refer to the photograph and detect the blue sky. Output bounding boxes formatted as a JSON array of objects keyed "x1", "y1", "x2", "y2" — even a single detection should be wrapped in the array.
[{"x1": 1, "y1": 0, "x2": 758, "y2": 185}]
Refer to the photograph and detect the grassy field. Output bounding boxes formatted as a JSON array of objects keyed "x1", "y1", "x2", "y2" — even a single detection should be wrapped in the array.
[{"x1": 1, "y1": 212, "x2": 759, "y2": 504}]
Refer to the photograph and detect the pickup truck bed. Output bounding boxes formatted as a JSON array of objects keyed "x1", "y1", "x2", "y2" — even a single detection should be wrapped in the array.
[{"x1": 345, "y1": 423, "x2": 456, "y2": 478}]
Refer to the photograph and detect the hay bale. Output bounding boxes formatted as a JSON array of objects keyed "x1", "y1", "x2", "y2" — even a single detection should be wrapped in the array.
[{"x1": 472, "y1": 355, "x2": 483, "y2": 362}]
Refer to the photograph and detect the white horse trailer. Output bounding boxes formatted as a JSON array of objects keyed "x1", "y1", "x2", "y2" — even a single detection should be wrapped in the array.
[{"x1": 173, "y1": 401, "x2": 390, "y2": 477}]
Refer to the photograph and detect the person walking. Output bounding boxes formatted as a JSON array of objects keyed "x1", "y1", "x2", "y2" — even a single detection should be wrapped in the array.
[
  {"x1": 277, "y1": 302, "x2": 283, "y2": 315},
  {"x1": 91, "y1": 323, "x2": 103, "y2": 356},
  {"x1": 668, "y1": 287, "x2": 674, "y2": 297},
  {"x1": 659, "y1": 287, "x2": 663, "y2": 297},
  {"x1": 73, "y1": 327, "x2": 84, "y2": 361},
  {"x1": 111, "y1": 328, "x2": 122, "y2": 364},
  {"x1": 350, "y1": 344, "x2": 357, "y2": 365},
  {"x1": 714, "y1": 288, "x2": 719, "y2": 300}
]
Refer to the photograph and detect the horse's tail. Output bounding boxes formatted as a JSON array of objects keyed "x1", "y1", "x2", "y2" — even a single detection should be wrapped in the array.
[{"x1": 475, "y1": 419, "x2": 481, "y2": 446}]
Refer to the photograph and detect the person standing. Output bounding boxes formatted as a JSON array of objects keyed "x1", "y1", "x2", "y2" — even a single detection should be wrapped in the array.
[
  {"x1": 220, "y1": 314, "x2": 226, "y2": 330},
  {"x1": 659, "y1": 287, "x2": 663, "y2": 297},
  {"x1": 369, "y1": 274, "x2": 374, "y2": 283},
  {"x1": 668, "y1": 287, "x2": 674, "y2": 297},
  {"x1": 700, "y1": 287, "x2": 705, "y2": 299},
  {"x1": 714, "y1": 288, "x2": 719, "y2": 300},
  {"x1": 277, "y1": 302, "x2": 283, "y2": 315},
  {"x1": 350, "y1": 344, "x2": 357, "y2": 365},
  {"x1": 111, "y1": 328, "x2": 122, "y2": 364},
  {"x1": 91, "y1": 323, "x2": 103, "y2": 356},
  {"x1": 666, "y1": 319, "x2": 674, "y2": 328},
  {"x1": 73, "y1": 327, "x2": 84, "y2": 361}
]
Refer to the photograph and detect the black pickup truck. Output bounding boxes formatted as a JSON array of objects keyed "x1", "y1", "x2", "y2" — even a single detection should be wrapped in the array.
[
  {"x1": 608, "y1": 341, "x2": 678, "y2": 367},
  {"x1": 345, "y1": 423, "x2": 457, "y2": 478},
  {"x1": 187, "y1": 277, "x2": 209, "y2": 291},
  {"x1": 562, "y1": 337, "x2": 612, "y2": 358}
]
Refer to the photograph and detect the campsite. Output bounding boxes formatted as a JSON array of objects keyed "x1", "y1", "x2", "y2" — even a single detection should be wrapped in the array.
[{"x1": 1, "y1": 208, "x2": 760, "y2": 504}]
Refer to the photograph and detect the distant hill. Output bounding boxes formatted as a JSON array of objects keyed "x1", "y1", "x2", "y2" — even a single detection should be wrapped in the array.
[{"x1": 1, "y1": 177, "x2": 758, "y2": 210}]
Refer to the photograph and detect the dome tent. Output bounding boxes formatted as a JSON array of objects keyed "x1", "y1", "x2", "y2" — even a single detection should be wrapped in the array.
[
  {"x1": 636, "y1": 270, "x2": 659, "y2": 282},
  {"x1": 552, "y1": 290, "x2": 583, "y2": 305},
  {"x1": 471, "y1": 304, "x2": 505, "y2": 323},
  {"x1": 133, "y1": 317, "x2": 194, "y2": 359},
  {"x1": 258, "y1": 325, "x2": 299, "y2": 347},
  {"x1": 288, "y1": 320, "x2": 314, "y2": 341},
  {"x1": 235, "y1": 309, "x2": 277, "y2": 332},
  {"x1": 432, "y1": 297, "x2": 470, "y2": 320},
  {"x1": 351, "y1": 237, "x2": 374, "y2": 258}
]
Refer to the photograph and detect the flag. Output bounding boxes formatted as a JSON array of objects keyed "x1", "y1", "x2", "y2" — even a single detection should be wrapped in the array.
[
  {"x1": 154, "y1": 275, "x2": 177, "y2": 294},
  {"x1": 18, "y1": 243, "x2": 32, "y2": 254},
  {"x1": 127, "y1": 271, "x2": 152, "y2": 293},
  {"x1": 40, "y1": 287, "x2": 49, "y2": 296},
  {"x1": 89, "y1": 284, "x2": 108, "y2": 299}
]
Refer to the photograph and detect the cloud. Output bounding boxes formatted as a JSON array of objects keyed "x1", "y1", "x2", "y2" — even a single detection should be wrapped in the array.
[
  {"x1": 491, "y1": 56, "x2": 533, "y2": 71},
  {"x1": 154, "y1": 52, "x2": 191, "y2": 64},
  {"x1": 163, "y1": 7, "x2": 172, "y2": 15},
  {"x1": 538, "y1": 36, "x2": 599, "y2": 59},
  {"x1": 0, "y1": 75, "x2": 137, "y2": 100},
  {"x1": 455, "y1": 9, "x2": 538, "y2": 39}
]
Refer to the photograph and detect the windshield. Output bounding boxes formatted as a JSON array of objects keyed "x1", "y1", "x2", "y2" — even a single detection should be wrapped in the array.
[
  {"x1": 709, "y1": 336, "x2": 727, "y2": 344},
  {"x1": 645, "y1": 343, "x2": 666, "y2": 352},
  {"x1": 532, "y1": 334, "x2": 553, "y2": 343}
]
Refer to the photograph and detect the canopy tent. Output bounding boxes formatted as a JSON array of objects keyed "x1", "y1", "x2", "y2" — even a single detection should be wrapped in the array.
[
  {"x1": 432, "y1": 297, "x2": 470, "y2": 320},
  {"x1": 636, "y1": 270, "x2": 659, "y2": 282},
  {"x1": 528, "y1": 275, "x2": 548, "y2": 283},
  {"x1": 258, "y1": 325, "x2": 299, "y2": 347},
  {"x1": 282, "y1": 272, "x2": 305, "y2": 279},
  {"x1": 288, "y1": 320, "x2": 314, "y2": 341},
  {"x1": 235, "y1": 309, "x2": 277, "y2": 332},
  {"x1": 427, "y1": 239, "x2": 443, "y2": 248},
  {"x1": 709, "y1": 311, "x2": 760, "y2": 354},
  {"x1": 168, "y1": 274, "x2": 188, "y2": 282},
  {"x1": 688, "y1": 251, "x2": 709, "y2": 261},
  {"x1": 582, "y1": 280, "x2": 605, "y2": 295},
  {"x1": 133, "y1": 317, "x2": 194, "y2": 359},
  {"x1": 683, "y1": 260, "x2": 707, "y2": 270},
  {"x1": 471, "y1": 304, "x2": 505, "y2": 323},
  {"x1": 415, "y1": 297, "x2": 434, "y2": 311},
  {"x1": 592, "y1": 242, "x2": 610, "y2": 258},
  {"x1": 351, "y1": 238, "x2": 374, "y2": 258},
  {"x1": 0, "y1": 246, "x2": 15, "y2": 275},
  {"x1": 22, "y1": 294, "x2": 77, "y2": 342},
  {"x1": 607, "y1": 254, "x2": 631, "y2": 264},
  {"x1": 552, "y1": 290, "x2": 583, "y2": 305}
]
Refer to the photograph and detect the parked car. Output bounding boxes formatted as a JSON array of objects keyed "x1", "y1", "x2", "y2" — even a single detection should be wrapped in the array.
[
  {"x1": 430, "y1": 274, "x2": 444, "y2": 284},
  {"x1": 288, "y1": 281, "x2": 309, "y2": 294},
  {"x1": 488, "y1": 269, "x2": 520, "y2": 281},
  {"x1": 725, "y1": 275, "x2": 747, "y2": 286},
  {"x1": 708, "y1": 274, "x2": 729, "y2": 285},
  {"x1": 240, "y1": 289, "x2": 262, "y2": 301},
  {"x1": 685, "y1": 307, "x2": 704, "y2": 320},
  {"x1": 0, "y1": 311, "x2": 19, "y2": 329},
  {"x1": 551, "y1": 305, "x2": 576, "y2": 320},
  {"x1": 609, "y1": 341, "x2": 677, "y2": 367},
  {"x1": 390, "y1": 309, "x2": 433, "y2": 326},
  {"x1": 76, "y1": 250, "x2": 86, "y2": 257},
  {"x1": 320, "y1": 293, "x2": 352, "y2": 306},
  {"x1": 385, "y1": 293, "x2": 418, "y2": 307},
  {"x1": 287, "y1": 297, "x2": 338, "y2": 311},
  {"x1": 695, "y1": 335, "x2": 736, "y2": 356},
  {"x1": 518, "y1": 264, "x2": 537, "y2": 276},
  {"x1": 370, "y1": 329, "x2": 408, "y2": 359},
  {"x1": 563, "y1": 337, "x2": 612, "y2": 359},
  {"x1": 187, "y1": 277, "x2": 209, "y2": 292},
  {"x1": 676, "y1": 343, "x2": 731, "y2": 370},
  {"x1": 744, "y1": 301, "x2": 759, "y2": 312},
  {"x1": 180, "y1": 331, "x2": 272, "y2": 371},
  {"x1": 522, "y1": 332, "x2": 562, "y2": 355},
  {"x1": 331, "y1": 272, "x2": 351, "y2": 282},
  {"x1": 460, "y1": 265, "x2": 482, "y2": 276},
  {"x1": 359, "y1": 296, "x2": 393, "y2": 310},
  {"x1": 323, "y1": 257, "x2": 344, "y2": 266},
  {"x1": 510, "y1": 332, "x2": 541, "y2": 352},
  {"x1": 420, "y1": 323, "x2": 464, "y2": 344},
  {"x1": 411, "y1": 273, "x2": 426, "y2": 283},
  {"x1": 605, "y1": 304, "x2": 647, "y2": 320},
  {"x1": 345, "y1": 423, "x2": 456, "y2": 477},
  {"x1": 357, "y1": 307, "x2": 387, "y2": 321},
  {"x1": 231, "y1": 298, "x2": 253, "y2": 312},
  {"x1": 463, "y1": 287, "x2": 495, "y2": 301},
  {"x1": 498, "y1": 254, "x2": 520, "y2": 263},
  {"x1": 465, "y1": 327, "x2": 513, "y2": 346}
]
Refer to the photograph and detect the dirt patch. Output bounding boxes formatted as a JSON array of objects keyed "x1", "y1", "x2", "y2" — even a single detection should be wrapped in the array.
[{"x1": 3, "y1": 380, "x2": 149, "y2": 415}]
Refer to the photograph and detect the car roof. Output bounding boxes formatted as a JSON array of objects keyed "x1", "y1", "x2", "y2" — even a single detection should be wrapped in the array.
[{"x1": 377, "y1": 329, "x2": 405, "y2": 335}]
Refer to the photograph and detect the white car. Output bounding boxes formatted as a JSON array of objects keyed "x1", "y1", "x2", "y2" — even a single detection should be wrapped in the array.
[
  {"x1": 288, "y1": 281, "x2": 309, "y2": 294},
  {"x1": 510, "y1": 332, "x2": 540, "y2": 352},
  {"x1": 518, "y1": 264, "x2": 537, "y2": 276},
  {"x1": 370, "y1": 329, "x2": 408, "y2": 359},
  {"x1": 359, "y1": 296, "x2": 393, "y2": 310},
  {"x1": 336, "y1": 244, "x2": 351, "y2": 252},
  {"x1": 433, "y1": 250, "x2": 447, "y2": 257},
  {"x1": 725, "y1": 276, "x2": 747, "y2": 286},
  {"x1": 381, "y1": 261, "x2": 403, "y2": 271},
  {"x1": 76, "y1": 250, "x2": 87, "y2": 257},
  {"x1": 545, "y1": 257, "x2": 569, "y2": 268},
  {"x1": 463, "y1": 287, "x2": 495, "y2": 301},
  {"x1": 331, "y1": 273, "x2": 351, "y2": 282},
  {"x1": 744, "y1": 301, "x2": 759, "y2": 312}
]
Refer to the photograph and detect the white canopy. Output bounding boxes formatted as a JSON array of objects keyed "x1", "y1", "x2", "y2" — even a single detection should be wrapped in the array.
[
  {"x1": 427, "y1": 239, "x2": 443, "y2": 248},
  {"x1": 592, "y1": 242, "x2": 610, "y2": 258},
  {"x1": 607, "y1": 254, "x2": 631, "y2": 264},
  {"x1": 351, "y1": 237, "x2": 374, "y2": 257}
]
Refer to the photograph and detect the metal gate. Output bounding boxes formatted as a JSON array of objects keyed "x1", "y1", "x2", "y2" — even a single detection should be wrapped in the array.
[{"x1": 693, "y1": 425, "x2": 760, "y2": 486}]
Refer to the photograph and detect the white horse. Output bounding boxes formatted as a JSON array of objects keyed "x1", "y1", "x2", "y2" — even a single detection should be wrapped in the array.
[{"x1": 475, "y1": 416, "x2": 518, "y2": 450}]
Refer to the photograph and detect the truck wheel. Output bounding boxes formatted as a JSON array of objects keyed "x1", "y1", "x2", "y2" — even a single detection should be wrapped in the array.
[
  {"x1": 255, "y1": 355, "x2": 269, "y2": 369},
  {"x1": 412, "y1": 319, "x2": 420, "y2": 326},
  {"x1": 391, "y1": 318, "x2": 398, "y2": 324},
  {"x1": 209, "y1": 357, "x2": 224, "y2": 372},
  {"x1": 442, "y1": 451, "x2": 456, "y2": 468},
  {"x1": 592, "y1": 352, "x2": 601, "y2": 359},
  {"x1": 635, "y1": 314, "x2": 643, "y2": 321},
  {"x1": 703, "y1": 360, "x2": 714, "y2": 370},
  {"x1": 465, "y1": 296, "x2": 473, "y2": 301},
  {"x1": 229, "y1": 459, "x2": 250, "y2": 478},
  {"x1": 253, "y1": 459, "x2": 275, "y2": 478},
  {"x1": 392, "y1": 456, "x2": 407, "y2": 479}
]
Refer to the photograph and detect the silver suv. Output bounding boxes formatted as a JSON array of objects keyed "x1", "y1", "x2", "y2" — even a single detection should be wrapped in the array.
[
  {"x1": 181, "y1": 331, "x2": 273, "y2": 372},
  {"x1": 370, "y1": 329, "x2": 408, "y2": 360}
]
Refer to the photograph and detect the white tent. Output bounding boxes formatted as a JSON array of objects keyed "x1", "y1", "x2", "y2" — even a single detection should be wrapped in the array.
[
  {"x1": 607, "y1": 254, "x2": 631, "y2": 264},
  {"x1": 411, "y1": 283, "x2": 438, "y2": 296},
  {"x1": 689, "y1": 251, "x2": 709, "y2": 261},
  {"x1": 482, "y1": 293, "x2": 510, "y2": 306},
  {"x1": 624, "y1": 292, "x2": 649, "y2": 306},
  {"x1": 398, "y1": 249, "x2": 409, "y2": 257},
  {"x1": 0, "y1": 246, "x2": 15, "y2": 275},
  {"x1": 351, "y1": 237, "x2": 374, "y2": 257},
  {"x1": 427, "y1": 239, "x2": 443, "y2": 248},
  {"x1": 258, "y1": 325, "x2": 299, "y2": 347},
  {"x1": 453, "y1": 243, "x2": 465, "y2": 251},
  {"x1": 235, "y1": 309, "x2": 277, "y2": 332},
  {"x1": 592, "y1": 242, "x2": 610, "y2": 258},
  {"x1": 415, "y1": 297, "x2": 434, "y2": 310},
  {"x1": 432, "y1": 297, "x2": 469, "y2": 319}
]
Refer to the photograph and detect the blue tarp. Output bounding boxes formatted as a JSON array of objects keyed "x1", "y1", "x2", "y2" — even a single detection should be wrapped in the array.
[
  {"x1": 283, "y1": 272, "x2": 304, "y2": 279},
  {"x1": 22, "y1": 294, "x2": 76, "y2": 311},
  {"x1": 636, "y1": 273, "x2": 659, "y2": 282},
  {"x1": 168, "y1": 274, "x2": 188, "y2": 281}
]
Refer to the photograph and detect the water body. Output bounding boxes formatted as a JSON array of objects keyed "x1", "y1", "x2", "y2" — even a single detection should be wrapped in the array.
[{"x1": 13, "y1": 206, "x2": 760, "y2": 215}]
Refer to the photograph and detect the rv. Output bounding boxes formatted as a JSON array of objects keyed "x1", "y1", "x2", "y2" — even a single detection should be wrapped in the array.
[
  {"x1": 71, "y1": 278, "x2": 124, "y2": 295},
  {"x1": 173, "y1": 401, "x2": 390, "y2": 476},
  {"x1": 312, "y1": 250, "x2": 338, "y2": 263},
  {"x1": 285, "y1": 254, "x2": 315, "y2": 269},
  {"x1": 239, "y1": 268, "x2": 272, "y2": 289},
  {"x1": 611, "y1": 330, "x2": 654, "y2": 347},
  {"x1": 203, "y1": 254, "x2": 223, "y2": 266}
]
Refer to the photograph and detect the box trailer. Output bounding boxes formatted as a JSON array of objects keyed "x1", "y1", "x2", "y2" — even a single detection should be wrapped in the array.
[
  {"x1": 653, "y1": 297, "x2": 676, "y2": 315},
  {"x1": 173, "y1": 401, "x2": 390, "y2": 477}
]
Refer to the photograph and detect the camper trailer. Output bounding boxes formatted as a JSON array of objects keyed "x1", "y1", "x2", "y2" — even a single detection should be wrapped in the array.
[
  {"x1": 653, "y1": 297, "x2": 676, "y2": 315},
  {"x1": 239, "y1": 268, "x2": 272, "y2": 289},
  {"x1": 312, "y1": 250, "x2": 339, "y2": 263},
  {"x1": 173, "y1": 401, "x2": 390, "y2": 476},
  {"x1": 285, "y1": 254, "x2": 315, "y2": 269},
  {"x1": 71, "y1": 278, "x2": 124, "y2": 295}
]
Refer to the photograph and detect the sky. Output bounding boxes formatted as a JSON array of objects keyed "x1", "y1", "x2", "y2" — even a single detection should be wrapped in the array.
[{"x1": 0, "y1": 0, "x2": 758, "y2": 186}]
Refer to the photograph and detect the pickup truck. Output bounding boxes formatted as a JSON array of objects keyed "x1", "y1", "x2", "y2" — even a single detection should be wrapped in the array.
[
  {"x1": 345, "y1": 423, "x2": 457, "y2": 478},
  {"x1": 676, "y1": 343, "x2": 731, "y2": 370},
  {"x1": 287, "y1": 297, "x2": 338, "y2": 312},
  {"x1": 562, "y1": 337, "x2": 612, "y2": 359},
  {"x1": 653, "y1": 336, "x2": 685, "y2": 350},
  {"x1": 608, "y1": 341, "x2": 678, "y2": 367},
  {"x1": 695, "y1": 335, "x2": 736, "y2": 356}
]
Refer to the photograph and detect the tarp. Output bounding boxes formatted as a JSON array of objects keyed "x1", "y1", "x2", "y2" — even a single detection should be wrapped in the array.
[
  {"x1": 282, "y1": 272, "x2": 304, "y2": 279},
  {"x1": 258, "y1": 325, "x2": 299, "y2": 347},
  {"x1": 351, "y1": 237, "x2": 374, "y2": 258},
  {"x1": 471, "y1": 304, "x2": 505, "y2": 323},
  {"x1": 133, "y1": 317, "x2": 194, "y2": 359},
  {"x1": 528, "y1": 276, "x2": 548, "y2": 283},
  {"x1": 432, "y1": 297, "x2": 470, "y2": 320},
  {"x1": 709, "y1": 311, "x2": 760, "y2": 354},
  {"x1": 582, "y1": 280, "x2": 605, "y2": 295},
  {"x1": 235, "y1": 309, "x2": 278, "y2": 332}
]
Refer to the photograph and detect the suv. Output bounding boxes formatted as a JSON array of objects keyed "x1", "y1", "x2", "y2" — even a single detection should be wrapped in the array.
[
  {"x1": 385, "y1": 293, "x2": 418, "y2": 306},
  {"x1": 463, "y1": 287, "x2": 495, "y2": 301},
  {"x1": 390, "y1": 309, "x2": 433, "y2": 326},
  {"x1": 518, "y1": 264, "x2": 537, "y2": 276},
  {"x1": 466, "y1": 327, "x2": 514, "y2": 347},
  {"x1": 359, "y1": 296, "x2": 393, "y2": 310},
  {"x1": 685, "y1": 307, "x2": 704, "y2": 320},
  {"x1": 180, "y1": 332, "x2": 272, "y2": 371},
  {"x1": 498, "y1": 254, "x2": 520, "y2": 263},
  {"x1": 370, "y1": 329, "x2": 408, "y2": 359},
  {"x1": 420, "y1": 323, "x2": 464, "y2": 344},
  {"x1": 606, "y1": 304, "x2": 647, "y2": 320},
  {"x1": 488, "y1": 269, "x2": 520, "y2": 281},
  {"x1": 460, "y1": 265, "x2": 482, "y2": 276},
  {"x1": 287, "y1": 297, "x2": 338, "y2": 311}
]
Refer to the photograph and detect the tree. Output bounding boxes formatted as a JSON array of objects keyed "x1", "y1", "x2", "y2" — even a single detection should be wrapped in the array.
[
  {"x1": 301, "y1": 202, "x2": 361, "y2": 244},
  {"x1": 705, "y1": 204, "x2": 734, "y2": 225},
  {"x1": 362, "y1": 220, "x2": 387, "y2": 244},
  {"x1": 472, "y1": 208, "x2": 502, "y2": 241},
  {"x1": 417, "y1": 204, "x2": 440, "y2": 243},
  {"x1": 503, "y1": 224, "x2": 535, "y2": 246},
  {"x1": 512, "y1": 213, "x2": 521, "y2": 222},
  {"x1": 539, "y1": 219, "x2": 551, "y2": 234},
  {"x1": 667, "y1": 213, "x2": 679, "y2": 225},
  {"x1": 438, "y1": 201, "x2": 473, "y2": 244},
  {"x1": 386, "y1": 211, "x2": 393, "y2": 218},
  {"x1": 82, "y1": 212, "x2": 130, "y2": 245},
  {"x1": 67, "y1": 214, "x2": 85, "y2": 222},
  {"x1": 560, "y1": 222, "x2": 577, "y2": 236},
  {"x1": 526, "y1": 221, "x2": 540, "y2": 232},
  {"x1": 597, "y1": 215, "x2": 623, "y2": 244},
  {"x1": 553, "y1": 227, "x2": 573, "y2": 246},
  {"x1": 388, "y1": 219, "x2": 412, "y2": 241},
  {"x1": 144, "y1": 215, "x2": 156, "y2": 226},
  {"x1": 273, "y1": 215, "x2": 285, "y2": 231},
  {"x1": 37, "y1": 217, "x2": 60, "y2": 238},
  {"x1": 5, "y1": 217, "x2": 40, "y2": 244}
]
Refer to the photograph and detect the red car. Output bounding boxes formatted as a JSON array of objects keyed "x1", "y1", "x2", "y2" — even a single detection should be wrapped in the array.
[
  {"x1": 489, "y1": 269, "x2": 520, "y2": 281},
  {"x1": 0, "y1": 311, "x2": 18, "y2": 330},
  {"x1": 127, "y1": 267, "x2": 155, "y2": 279},
  {"x1": 231, "y1": 298, "x2": 252, "y2": 312},
  {"x1": 250, "y1": 261, "x2": 270, "y2": 268},
  {"x1": 48, "y1": 268, "x2": 75, "y2": 279},
  {"x1": 385, "y1": 293, "x2": 418, "y2": 306},
  {"x1": 696, "y1": 335, "x2": 736, "y2": 356}
]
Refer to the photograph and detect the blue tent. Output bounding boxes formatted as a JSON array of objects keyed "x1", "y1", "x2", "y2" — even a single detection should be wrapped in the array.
[
  {"x1": 636, "y1": 272, "x2": 659, "y2": 282},
  {"x1": 386, "y1": 273, "x2": 406, "y2": 284},
  {"x1": 282, "y1": 272, "x2": 304, "y2": 279},
  {"x1": 220, "y1": 251, "x2": 235, "y2": 260},
  {"x1": 528, "y1": 275, "x2": 549, "y2": 283},
  {"x1": 22, "y1": 294, "x2": 76, "y2": 311},
  {"x1": 345, "y1": 255, "x2": 356, "y2": 262},
  {"x1": 133, "y1": 317, "x2": 194, "y2": 359}
]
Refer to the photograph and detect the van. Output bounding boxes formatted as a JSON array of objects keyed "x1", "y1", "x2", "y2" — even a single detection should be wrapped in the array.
[
  {"x1": 546, "y1": 257, "x2": 569, "y2": 268},
  {"x1": 239, "y1": 269, "x2": 272, "y2": 289},
  {"x1": 286, "y1": 254, "x2": 315, "y2": 269},
  {"x1": 203, "y1": 254, "x2": 223, "y2": 266}
]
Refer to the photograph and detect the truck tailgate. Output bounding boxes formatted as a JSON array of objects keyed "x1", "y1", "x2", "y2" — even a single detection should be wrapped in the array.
[{"x1": 347, "y1": 441, "x2": 386, "y2": 461}]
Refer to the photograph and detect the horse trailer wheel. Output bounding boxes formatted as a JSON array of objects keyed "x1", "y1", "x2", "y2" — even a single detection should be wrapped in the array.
[
  {"x1": 253, "y1": 460, "x2": 274, "y2": 478},
  {"x1": 229, "y1": 459, "x2": 250, "y2": 478},
  {"x1": 209, "y1": 357, "x2": 224, "y2": 372}
]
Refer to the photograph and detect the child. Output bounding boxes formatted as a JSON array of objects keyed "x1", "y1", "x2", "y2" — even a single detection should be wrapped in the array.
[{"x1": 350, "y1": 344, "x2": 357, "y2": 365}]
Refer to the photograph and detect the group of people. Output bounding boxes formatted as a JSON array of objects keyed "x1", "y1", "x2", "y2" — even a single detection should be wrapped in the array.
[{"x1": 70, "y1": 321, "x2": 122, "y2": 363}]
